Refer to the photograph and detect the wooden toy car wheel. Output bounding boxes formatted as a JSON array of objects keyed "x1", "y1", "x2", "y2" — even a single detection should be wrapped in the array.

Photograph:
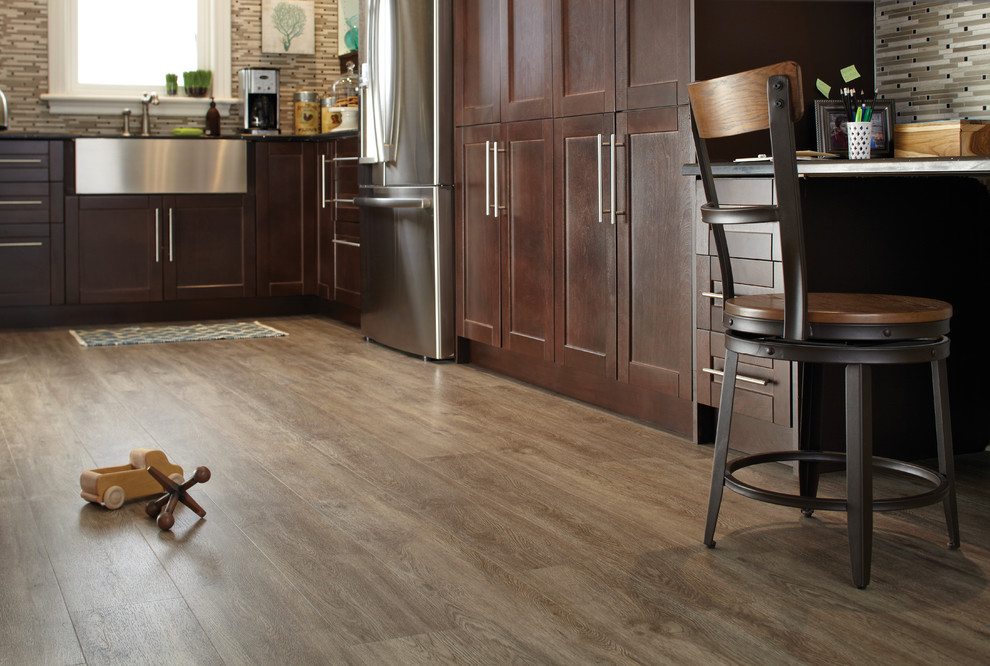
[{"x1": 103, "y1": 485, "x2": 126, "y2": 510}]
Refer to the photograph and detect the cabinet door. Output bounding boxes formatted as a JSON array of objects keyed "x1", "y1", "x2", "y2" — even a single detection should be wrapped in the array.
[
  {"x1": 616, "y1": 107, "x2": 693, "y2": 398},
  {"x1": 554, "y1": 113, "x2": 616, "y2": 376},
  {"x1": 163, "y1": 194, "x2": 255, "y2": 301},
  {"x1": 67, "y1": 195, "x2": 162, "y2": 304},
  {"x1": 552, "y1": 0, "x2": 615, "y2": 117},
  {"x1": 0, "y1": 232, "x2": 52, "y2": 306},
  {"x1": 332, "y1": 137, "x2": 361, "y2": 309},
  {"x1": 317, "y1": 141, "x2": 336, "y2": 300},
  {"x1": 455, "y1": 124, "x2": 501, "y2": 346},
  {"x1": 256, "y1": 142, "x2": 316, "y2": 296},
  {"x1": 615, "y1": 0, "x2": 690, "y2": 110},
  {"x1": 454, "y1": 0, "x2": 501, "y2": 126},
  {"x1": 500, "y1": 0, "x2": 553, "y2": 122},
  {"x1": 501, "y1": 119, "x2": 554, "y2": 360}
]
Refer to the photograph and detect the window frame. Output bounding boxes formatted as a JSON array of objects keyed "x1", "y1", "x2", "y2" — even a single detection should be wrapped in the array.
[{"x1": 44, "y1": 0, "x2": 233, "y2": 116}]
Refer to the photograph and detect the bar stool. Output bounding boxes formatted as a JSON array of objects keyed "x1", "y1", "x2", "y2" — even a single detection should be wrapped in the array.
[{"x1": 687, "y1": 61, "x2": 960, "y2": 588}]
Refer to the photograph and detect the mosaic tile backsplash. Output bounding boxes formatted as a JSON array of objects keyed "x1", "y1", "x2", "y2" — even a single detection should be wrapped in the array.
[
  {"x1": 876, "y1": 0, "x2": 990, "y2": 122},
  {"x1": 0, "y1": 0, "x2": 345, "y2": 135},
  {"x1": 4, "y1": 2, "x2": 989, "y2": 134}
]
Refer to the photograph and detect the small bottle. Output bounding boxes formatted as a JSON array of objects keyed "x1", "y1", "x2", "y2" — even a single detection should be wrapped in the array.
[{"x1": 205, "y1": 97, "x2": 221, "y2": 136}]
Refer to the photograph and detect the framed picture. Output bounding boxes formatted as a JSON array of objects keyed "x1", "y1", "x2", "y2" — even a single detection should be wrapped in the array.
[
  {"x1": 262, "y1": 0, "x2": 315, "y2": 55},
  {"x1": 814, "y1": 100, "x2": 894, "y2": 157}
]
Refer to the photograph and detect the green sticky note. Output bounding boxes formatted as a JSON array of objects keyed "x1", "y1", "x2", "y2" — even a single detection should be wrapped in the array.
[
  {"x1": 840, "y1": 64, "x2": 861, "y2": 82},
  {"x1": 815, "y1": 78, "x2": 831, "y2": 98}
]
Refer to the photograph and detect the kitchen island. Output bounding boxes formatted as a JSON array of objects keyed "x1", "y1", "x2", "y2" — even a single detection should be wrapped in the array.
[{"x1": 687, "y1": 156, "x2": 990, "y2": 457}]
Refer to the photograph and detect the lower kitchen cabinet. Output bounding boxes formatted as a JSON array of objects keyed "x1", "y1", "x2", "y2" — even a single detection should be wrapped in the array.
[
  {"x1": 455, "y1": 119, "x2": 554, "y2": 360},
  {"x1": 65, "y1": 194, "x2": 255, "y2": 304},
  {"x1": 694, "y1": 176, "x2": 796, "y2": 452},
  {"x1": 0, "y1": 140, "x2": 65, "y2": 306},
  {"x1": 555, "y1": 108, "x2": 694, "y2": 402},
  {"x1": 317, "y1": 136, "x2": 361, "y2": 310},
  {"x1": 256, "y1": 142, "x2": 317, "y2": 296}
]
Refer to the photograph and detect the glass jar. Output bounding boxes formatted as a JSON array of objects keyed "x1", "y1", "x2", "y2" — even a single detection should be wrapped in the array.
[
  {"x1": 293, "y1": 91, "x2": 319, "y2": 135},
  {"x1": 331, "y1": 62, "x2": 359, "y2": 109}
]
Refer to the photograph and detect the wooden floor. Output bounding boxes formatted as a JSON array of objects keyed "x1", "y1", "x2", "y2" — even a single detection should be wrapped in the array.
[{"x1": 1, "y1": 315, "x2": 988, "y2": 665}]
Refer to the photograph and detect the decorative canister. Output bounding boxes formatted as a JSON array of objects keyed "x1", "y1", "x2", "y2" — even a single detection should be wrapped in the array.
[
  {"x1": 293, "y1": 91, "x2": 319, "y2": 135},
  {"x1": 321, "y1": 97, "x2": 342, "y2": 133}
]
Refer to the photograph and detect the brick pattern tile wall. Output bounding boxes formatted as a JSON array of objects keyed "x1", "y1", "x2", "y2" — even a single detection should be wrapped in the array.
[
  {"x1": 0, "y1": 0, "x2": 343, "y2": 135},
  {"x1": 876, "y1": 0, "x2": 990, "y2": 122}
]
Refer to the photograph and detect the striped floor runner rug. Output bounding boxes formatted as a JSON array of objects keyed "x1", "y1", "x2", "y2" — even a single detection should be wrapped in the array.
[{"x1": 70, "y1": 321, "x2": 287, "y2": 347}]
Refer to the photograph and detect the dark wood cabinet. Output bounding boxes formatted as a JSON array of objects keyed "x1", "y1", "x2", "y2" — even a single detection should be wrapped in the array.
[
  {"x1": 554, "y1": 113, "x2": 617, "y2": 375},
  {"x1": 454, "y1": 0, "x2": 553, "y2": 126},
  {"x1": 456, "y1": 119, "x2": 554, "y2": 360},
  {"x1": 617, "y1": 107, "x2": 693, "y2": 400},
  {"x1": 66, "y1": 194, "x2": 254, "y2": 305},
  {"x1": 550, "y1": 0, "x2": 690, "y2": 117},
  {"x1": 553, "y1": 107, "x2": 693, "y2": 407},
  {"x1": 317, "y1": 137, "x2": 361, "y2": 311},
  {"x1": 552, "y1": 0, "x2": 615, "y2": 117},
  {"x1": 693, "y1": 176, "x2": 795, "y2": 452},
  {"x1": 256, "y1": 142, "x2": 317, "y2": 296},
  {"x1": 453, "y1": 0, "x2": 693, "y2": 435},
  {"x1": 615, "y1": 0, "x2": 690, "y2": 111},
  {"x1": 0, "y1": 140, "x2": 64, "y2": 306}
]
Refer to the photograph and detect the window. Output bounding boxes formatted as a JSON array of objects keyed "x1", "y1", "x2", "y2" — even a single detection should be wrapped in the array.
[{"x1": 45, "y1": 0, "x2": 231, "y2": 116}]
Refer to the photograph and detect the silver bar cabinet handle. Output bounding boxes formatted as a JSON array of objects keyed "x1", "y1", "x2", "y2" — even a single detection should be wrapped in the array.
[
  {"x1": 597, "y1": 134, "x2": 603, "y2": 223},
  {"x1": 485, "y1": 140, "x2": 490, "y2": 217},
  {"x1": 154, "y1": 208, "x2": 160, "y2": 263},
  {"x1": 168, "y1": 208, "x2": 174, "y2": 262},
  {"x1": 703, "y1": 367, "x2": 768, "y2": 387}
]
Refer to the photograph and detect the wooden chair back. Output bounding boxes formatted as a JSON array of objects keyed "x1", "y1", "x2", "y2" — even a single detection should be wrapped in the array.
[{"x1": 688, "y1": 61, "x2": 810, "y2": 340}]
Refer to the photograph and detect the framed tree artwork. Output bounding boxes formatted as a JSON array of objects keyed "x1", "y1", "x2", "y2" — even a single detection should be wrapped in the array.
[{"x1": 262, "y1": 0, "x2": 315, "y2": 55}]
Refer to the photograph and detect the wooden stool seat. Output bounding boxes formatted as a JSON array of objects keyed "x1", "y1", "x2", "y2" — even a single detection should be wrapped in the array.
[{"x1": 726, "y1": 292, "x2": 952, "y2": 326}]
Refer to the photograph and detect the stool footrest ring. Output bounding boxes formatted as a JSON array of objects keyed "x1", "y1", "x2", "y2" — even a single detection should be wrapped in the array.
[{"x1": 724, "y1": 451, "x2": 950, "y2": 512}]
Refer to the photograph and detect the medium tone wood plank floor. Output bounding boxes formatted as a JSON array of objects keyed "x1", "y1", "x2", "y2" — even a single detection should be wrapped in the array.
[{"x1": 1, "y1": 315, "x2": 988, "y2": 665}]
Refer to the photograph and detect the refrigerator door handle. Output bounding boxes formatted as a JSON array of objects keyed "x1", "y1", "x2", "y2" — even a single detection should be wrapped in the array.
[
  {"x1": 354, "y1": 196, "x2": 433, "y2": 209},
  {"x1": 380, "y1": 0, "x2": 400, "y2": 163}
]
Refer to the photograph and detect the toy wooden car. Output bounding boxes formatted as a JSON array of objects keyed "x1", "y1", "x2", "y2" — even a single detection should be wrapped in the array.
[{"x1": 80, "y1": 449, "x2": 184, "y2": 510}]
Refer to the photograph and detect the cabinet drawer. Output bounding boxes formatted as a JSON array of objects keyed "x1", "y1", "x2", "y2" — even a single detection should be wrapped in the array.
[
  {"x1": 0, "y1": 236, "x2": 51, "y2": 306},
  {"x1": 0, "y1": 182, "x2": 51, "y2": 224},
  {"x1": 697, "y1": 329, "x2": 792, "y2": 427},
  {"x1": 0, "y1": 141, "x2": 52, "y2": 183}
]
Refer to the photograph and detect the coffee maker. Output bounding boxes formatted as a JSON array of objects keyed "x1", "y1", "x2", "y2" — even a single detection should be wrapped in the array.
[{"x1": 238, "y1": 68, "x2": 280, "y2": 134}]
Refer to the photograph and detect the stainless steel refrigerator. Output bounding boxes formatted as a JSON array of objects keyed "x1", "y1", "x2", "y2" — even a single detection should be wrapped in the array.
[{"x1": 355, "y1": 0, "x2": 453, "y2": 360}]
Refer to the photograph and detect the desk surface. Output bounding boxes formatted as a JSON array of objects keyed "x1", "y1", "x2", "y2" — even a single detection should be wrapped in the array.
[{"x1": 683, "y1": 155, "x2": 990, "y2": 177}]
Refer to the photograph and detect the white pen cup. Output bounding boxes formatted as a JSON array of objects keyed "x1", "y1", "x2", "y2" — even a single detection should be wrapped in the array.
[{"x1": 847, "y1": 120, "x2": 872, "y2": 159}]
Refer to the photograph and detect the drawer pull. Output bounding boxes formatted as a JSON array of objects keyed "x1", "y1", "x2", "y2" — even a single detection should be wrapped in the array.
[
  {"x1": 703, "y1": 367, "x2": 768, "y2": 386},
  {"x1": 332, "y1": 156, "x2": 361, "y2": 162},
  {"x1": 0, "y1": 158, "x2": 43, "y2": 164},
  {"x1": 333, "y1": 198, "x2": 356, "y2": 204},
  {"x1": 332, "y1": 239, "x2": 360, "y2": 247},
  {"x1": 702, "y1": 291, "x2": 723, "y2": 300},
  {"x1": 0, "y1": 200, "x2": 43, "y2": 206},
  {"x1": 0, "y1": 241, "x2": 44, "y2": 248}
]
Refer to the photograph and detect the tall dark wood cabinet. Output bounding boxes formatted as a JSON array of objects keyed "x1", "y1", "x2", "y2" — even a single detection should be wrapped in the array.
[{"x1": 454, "y1": 0, "x2": 693, "y2": 435}]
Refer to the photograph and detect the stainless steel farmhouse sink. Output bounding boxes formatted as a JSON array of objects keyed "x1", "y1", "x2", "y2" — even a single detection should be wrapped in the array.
[{"x1": 75, "y1": 138, "x2": 247, "y2": 195}]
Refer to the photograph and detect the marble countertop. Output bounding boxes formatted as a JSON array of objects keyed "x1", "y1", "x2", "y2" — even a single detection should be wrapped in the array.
[{"x1": 683, "y1": 155, "x2": 990, "y2": 177}]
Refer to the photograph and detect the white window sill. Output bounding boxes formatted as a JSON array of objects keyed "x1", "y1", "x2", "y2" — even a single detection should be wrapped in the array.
[{"x1": 42, "y1": 94, "x2": 237, "y2": 117}]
